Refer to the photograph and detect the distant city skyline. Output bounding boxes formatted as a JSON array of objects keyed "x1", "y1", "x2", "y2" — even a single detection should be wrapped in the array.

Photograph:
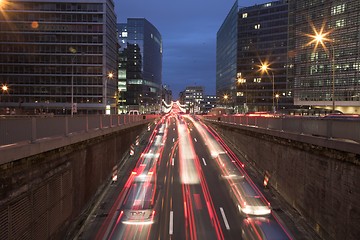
[{"x1": 116, "y1": 0, "x2": 270, "y2": 98}]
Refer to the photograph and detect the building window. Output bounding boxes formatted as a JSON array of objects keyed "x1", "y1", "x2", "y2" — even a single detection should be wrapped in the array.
[
  {"x1": 264, "y1": 3, "x2": 272, "y2": 7},
  {"x1": 335, "y1": 19, "x2": 345, "y2": 28},
  {"x1": 254, "y1": 77, "x2": 261, "y2": 83},
  {"x1": 242, "y1": 13, "x2": 248, "y2": 18},
  {"x1": 254, "y1": 24, "x2": 261, "y2": 29},
  {"x1": 237, "y1": 92, "x2": 244, "y2": 97},
  {"x1": 332, "y1": 4, "x2": 345, "y2": 15}
]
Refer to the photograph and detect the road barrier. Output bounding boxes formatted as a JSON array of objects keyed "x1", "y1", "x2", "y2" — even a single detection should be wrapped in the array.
[{"x1": 0, "y1": 114, "x2": 159, "y2": 146}]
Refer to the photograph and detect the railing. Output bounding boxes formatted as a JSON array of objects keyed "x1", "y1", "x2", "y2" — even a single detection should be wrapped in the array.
[
  {"x1": 202, "y1": 115, "x2": 360, "y2": 143},
  {"x1": 0, "y1": 114, "x2": 158, "y2": 146}
]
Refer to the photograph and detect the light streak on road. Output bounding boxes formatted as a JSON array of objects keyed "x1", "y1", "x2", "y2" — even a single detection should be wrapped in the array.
[
  {"x1": 177, "y1": 117, "x2": 200, "y2": 184},
  {"x1": 177, "y1": 115, "x2": 225, "y2": 240},
  {"x1": 97, "y1": 114, "x2": 171, "y2": 240}
]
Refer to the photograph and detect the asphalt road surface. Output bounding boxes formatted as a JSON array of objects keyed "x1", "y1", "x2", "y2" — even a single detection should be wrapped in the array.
[{"x1": 74, "y1": 111, "x2": 321, "y2": 240}]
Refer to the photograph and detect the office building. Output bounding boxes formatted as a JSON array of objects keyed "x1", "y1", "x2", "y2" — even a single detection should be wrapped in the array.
[
  {"x1": 162, "y1": 84, "x2": 172, "y2": 105},
  {"x1": 290, "y1": 0, "x2": 360, "y2": 114},
  {"x1": 0, "y1": 0, "x2": 118, "y2": 114},
  {"x1": 199, "y1": 95, "x2": 217, "y2": 114},
  {"x1": 180, "y1": 86, "x2": 204, "y2": 114},
  {"x1": 216, "y1": 1, "x2": 238, "y2": 100},
  {"x1": 217, "y1": 0, "x2": 292, "y2": 113},
  {"x1": 118, "y1": 18, "x2": 162, "y2": 114}
]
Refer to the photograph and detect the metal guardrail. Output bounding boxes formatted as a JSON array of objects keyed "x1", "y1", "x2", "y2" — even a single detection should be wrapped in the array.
[
  {"x1": 202, "y1": 115, "x2": 360, "y2": 143},
  {"x1": 0, "y1": 114, "x2": 158, "y2": 146}
]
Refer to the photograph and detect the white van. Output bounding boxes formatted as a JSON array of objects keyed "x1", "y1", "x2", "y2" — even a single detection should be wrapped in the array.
[{"x1": 128, "y1": 110, "x2": 140, "y2": 115}]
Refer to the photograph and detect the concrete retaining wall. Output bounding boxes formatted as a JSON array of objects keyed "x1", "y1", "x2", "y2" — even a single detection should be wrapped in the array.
[
  {"x1": 210, "y1": 122, "x2": 360, "y2": 240},
  {"x1": 0, "y1": 124, "x2": 146, "y2": 239}
]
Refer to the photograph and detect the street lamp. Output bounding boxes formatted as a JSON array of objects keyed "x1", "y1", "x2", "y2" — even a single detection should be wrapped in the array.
[
  {"x1": 1, "y1": 84, "x2": 8, "y2": 108},
  {"x1": 0, "y1": 0, "x2": 9, "y2": 10},
  {"x1": 223, "y1": 94, "x2": 229, "y2": 113},
  {"x1": 104, "y1": 72, "x2": 114, "y2": 114},
  {"x1": 275, "y1": 93, "x2": 280, "y2": 111},
  {"x1": 1, "y1": 84, "x2": 8, "y2": 93},
  {"x1": 306, "y1": 28, "x2": 335, "y2": 111},
  {"x1": 260, "y1": 63, "x2": 275, "y2": 113},
  {"x1": 69, "y1": 47, "x2": 77, "y2": 117}
]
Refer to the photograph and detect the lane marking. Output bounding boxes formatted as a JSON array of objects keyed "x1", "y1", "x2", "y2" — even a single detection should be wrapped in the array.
[
  {"x1": 169, "y1": 211, "x2": 174, "y2": 235},
  {"x1": 172, "y1": 158, "x2": 174, "y2": 166},
  {"x1": 202, "y1": 158, "x2": 207, "y2": 166},
  {"x1": 220, "y1": 207, "x2": 230, "y2": 230},
  {"x1": 194, "y1": 138, "x2": 197, "y2": 142},
  {"x1": 173, "y1": 138, "x2": 175, "y2": 142}
]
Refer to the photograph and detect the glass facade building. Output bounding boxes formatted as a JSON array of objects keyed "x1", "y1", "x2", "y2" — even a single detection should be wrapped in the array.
[
  {"x1": 217, "y1": 0, "x2": 292, "y2": 112},
  {"x1": 237, "y1": 0, "x2": 291, "y2": 112},
  {"x1": 0, "y1": 0, "x2": 118, "y2": 114},
  {"x1": 118, "y1": 18, "x2": 162, "y2": 113},
  {"x1": 216, "y1": 1, "x2": 238, "y2": 102},
  {"x1": 291, "y1": 0, "x2": 360, "y2": 113}
]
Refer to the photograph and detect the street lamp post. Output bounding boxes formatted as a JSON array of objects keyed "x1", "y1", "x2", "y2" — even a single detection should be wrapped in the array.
[
  {"x1": 104, "y1": 72, "x2": 114, "y2": 114},
  {"x1": 260, "y1": 63, "x2": 275, "y2": 113},
  {"x1": 223, "y1": 94, "x2": 229, "y2": 113},
  {"x1": 1, "y1": 84, "x2": 9, "y2": 109},
  {"x1": 307, "y1": 28, "x2": 335, "y2": 111},
  {"x1": 275, "y1": 93, "x2": 280, "y2": 111},
  {"x1": 69, "y1": 47, "x2": 77, "y2": 117},
  {"x1": 331, "y1": 43, "x2": 335, "y2": 111}
]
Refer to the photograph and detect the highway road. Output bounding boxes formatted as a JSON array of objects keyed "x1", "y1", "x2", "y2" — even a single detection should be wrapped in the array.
[{"x1": 76, "y1": 109, "x2": 315, "y2": 239}]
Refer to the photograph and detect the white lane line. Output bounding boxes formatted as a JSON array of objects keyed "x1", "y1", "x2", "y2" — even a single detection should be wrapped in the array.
[
  {"x1": 169, "y1": 211, "x2": 174, "y2": 235},
  {"x1": 220, "y1": 207, "x2": 230, "y2": 230},
  {"x1": 172, "y1": 158, "x2": 174, "y2": 166},
  {"x1": 202, "y1": 158, "x2": 207, "y2": 166},
  {"x1": 194, "y1": 138, "x2": 197, "y2": 142},
  {"x1": 173, "y1": 138, "x2": 175, "y2": 142}
]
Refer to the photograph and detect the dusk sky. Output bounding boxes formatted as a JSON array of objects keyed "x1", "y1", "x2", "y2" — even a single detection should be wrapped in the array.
[{"x1": 116, "y1": 0, "x2": 270, "y2": 98}]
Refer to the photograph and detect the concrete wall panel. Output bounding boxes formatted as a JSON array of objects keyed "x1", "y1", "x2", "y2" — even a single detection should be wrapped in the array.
[
  {"x1": 0, "y1": 124, "x2": 146, "y2": 239},
  {"x1": 211, "y1": 122, "x2": 360, "y2": 240}
]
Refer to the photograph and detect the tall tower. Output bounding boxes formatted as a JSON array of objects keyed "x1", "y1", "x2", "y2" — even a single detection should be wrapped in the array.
[{"x1": 118, "y1": 18, "x2": 163, "y2": 114}]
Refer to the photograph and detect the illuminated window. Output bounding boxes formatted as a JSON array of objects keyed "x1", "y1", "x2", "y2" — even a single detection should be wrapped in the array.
[
  {"x1": 254, "y1": 77, "x2": 261, "y2": 83},
  {"x1": 264, "y1": 3, "x2": 272, "y2": 7},
  {"x1": 332, "y1": 4, "x2": 345, "y2": 15},
  {"x1": 254, "y1": 24, "x2": 261, "y2": 29},
  {"x1": 336, "y1": 19, "x2": 345, "y2": 28},
  {"x1": 121, "y1": 31, "x2": 128, "y2": 37},
  {"x1": 242, "y1": 13, "x2": 248, "y2": 18},
  {"x1": 310, "y1": 52, "x2": 319, "y2": 61},
  {"x1": 237, "y1": 92, "x2": 244, "y2": 97}
]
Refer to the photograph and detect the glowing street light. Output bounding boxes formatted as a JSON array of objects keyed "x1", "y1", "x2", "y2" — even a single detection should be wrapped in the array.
[
  {"x1": 1, "y1": 84, "x2": 8, "y2": 92},
  {"x1": 259, "y1": 62, "x2": 275, "y2": 113},
  {"x1": 306, "y1": 27, "x2": 335, "y2": 111}
]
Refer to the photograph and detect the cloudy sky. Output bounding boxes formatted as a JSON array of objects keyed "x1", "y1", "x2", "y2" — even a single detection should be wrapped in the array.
[{"x1": 116, "y1": 0, "x2": 269, "y2": 98}]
